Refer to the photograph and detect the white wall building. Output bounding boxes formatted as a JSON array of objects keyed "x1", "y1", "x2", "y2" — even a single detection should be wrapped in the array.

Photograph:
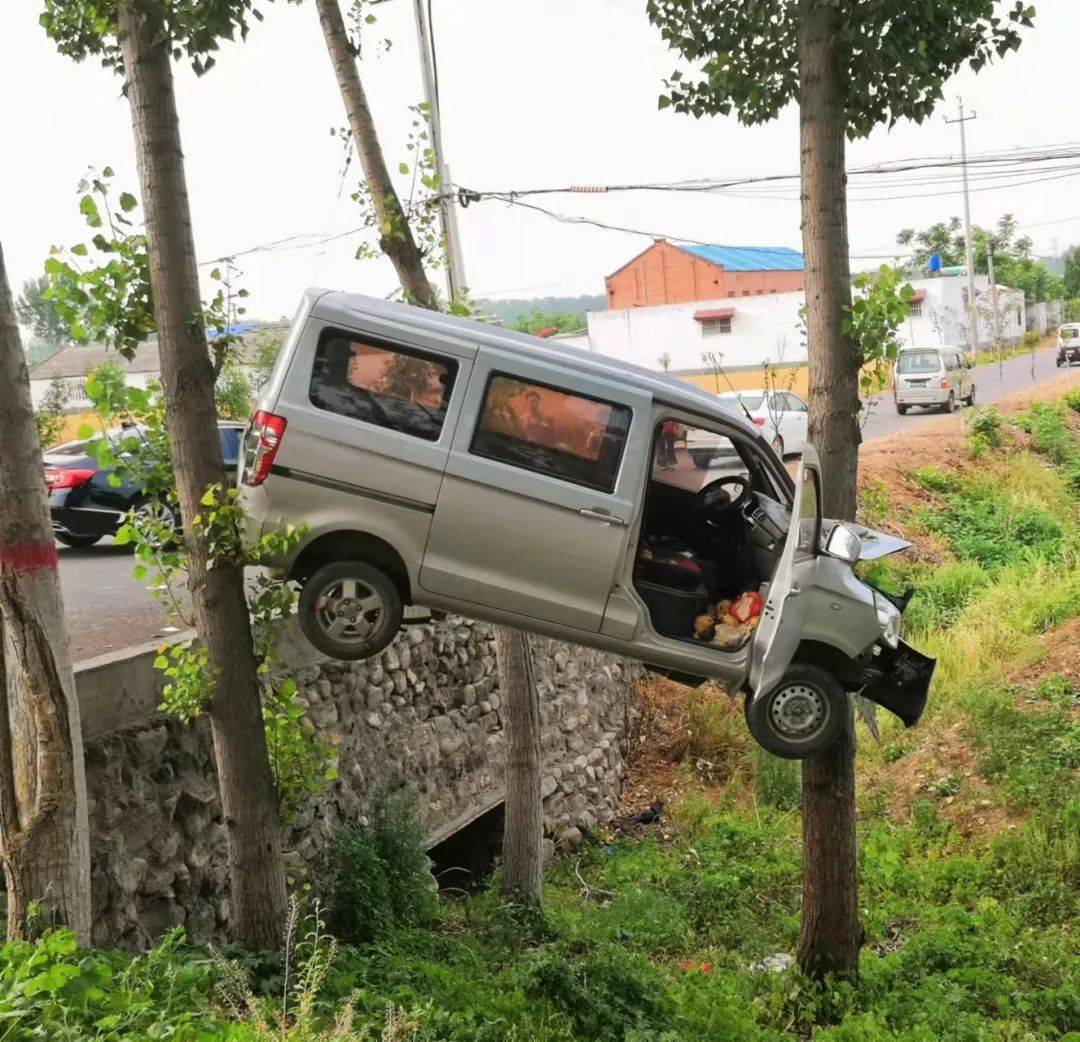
[
  {"x1": 584, "y1": 273, "x2": 1027, "y2": 375},
  {"x1": 900, "y1": 275, "x2": 1026, "y2": 351},
  {"x1": 586, "y1": 289, "x2": 807, "y2": 375}
]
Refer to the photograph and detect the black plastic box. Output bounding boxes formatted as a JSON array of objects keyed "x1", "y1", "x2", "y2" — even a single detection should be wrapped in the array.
[{"x1": 636, "y1": 580, "x2": 708, "y2": 638}]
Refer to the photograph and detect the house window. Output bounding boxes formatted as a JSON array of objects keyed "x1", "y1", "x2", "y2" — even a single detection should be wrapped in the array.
[
  {"x1": 908, "y1": 298, "x2": 923, "y2": 318},
  {"x1": 700, "y1": 316, "x2": 732, "y2": 337}
]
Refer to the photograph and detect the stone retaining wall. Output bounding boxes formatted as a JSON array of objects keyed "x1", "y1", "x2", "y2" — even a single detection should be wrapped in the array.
[{"x1": 82, "y1": 619, "x2": 639, "y2": 947}]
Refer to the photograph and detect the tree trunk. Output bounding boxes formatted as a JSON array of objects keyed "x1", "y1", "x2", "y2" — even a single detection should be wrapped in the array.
[
  {"x1": 315, "y1": 0, "x2": 438, "y2": 309},
  {"x1": 798, "y1": 1, "x2": 859, "y2": 522},
  {"x1": 0, "y1": 244, "x2": 91, "y2": 943},
  {"x1": 118, "y1": 2, "x2": 288, "y2": 949},
  {"x1": 313, "y1": 0, "x2": 547, "y2": 905},
  {"x1": 796, "y1": 0, "x2": 860, "y2": 979},
  {"x1": 496, "y1": 628, "x2": 543, "y2": 905}
]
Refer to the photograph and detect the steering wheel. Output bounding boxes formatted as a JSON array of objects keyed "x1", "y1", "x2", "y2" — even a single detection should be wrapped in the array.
[{"x1": 694, "y1": 474, "x2": 752, "y2": 525}]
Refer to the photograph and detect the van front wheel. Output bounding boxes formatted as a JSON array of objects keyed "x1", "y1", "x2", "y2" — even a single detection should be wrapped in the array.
[
  {"x1": 298, "y1": 560, "x2": 403, "y2": 661},
  {"x1": 744, "y1": 663, "x2": 846, "y2": 760}
]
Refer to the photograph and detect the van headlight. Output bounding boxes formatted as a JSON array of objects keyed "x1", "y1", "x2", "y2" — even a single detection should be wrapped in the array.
[{"x1": 875, "y1": 593, "x2": 901, "y2": 649}]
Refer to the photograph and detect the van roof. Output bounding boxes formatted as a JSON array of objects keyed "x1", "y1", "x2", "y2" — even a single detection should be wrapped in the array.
[{"x1": 309, "y1": 290, "x2": 762, "y2": 438}]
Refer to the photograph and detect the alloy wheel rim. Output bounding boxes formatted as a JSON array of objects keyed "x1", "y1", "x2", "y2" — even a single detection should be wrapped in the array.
[
  {"x1": 315, "y1": 577, "x2": 384, "y2": 644},
  {"x1": 769, "y1": 683, "x2": 828, "y2": 741}
]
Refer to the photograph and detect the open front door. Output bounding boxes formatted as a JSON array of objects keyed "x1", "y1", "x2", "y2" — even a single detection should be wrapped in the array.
[{"x1": 748, "y1": 446, "x2": 823, "y2": 698}]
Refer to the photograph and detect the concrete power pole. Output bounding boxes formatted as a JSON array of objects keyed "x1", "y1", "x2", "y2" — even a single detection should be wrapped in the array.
[
  {"x1": 986, "y1": 242, "x2": 1004, "y2": 376},
  {"x1": 412, "y1": 0, "x2": 466, "y2": 302},
  {"x1": 946, "y1": 99, "x2": 979, "y2": 356}
]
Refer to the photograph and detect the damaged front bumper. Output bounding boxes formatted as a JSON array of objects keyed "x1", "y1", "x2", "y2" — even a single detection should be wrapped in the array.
[{"x1": 859, "y1": 639, "x2": 935, "y2": 727}]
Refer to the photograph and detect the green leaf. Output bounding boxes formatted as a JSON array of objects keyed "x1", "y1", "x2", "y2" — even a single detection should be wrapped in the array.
[
  {"x1": 119, "y1": 192, "x2": 137, "y2": 213},
  {"x1": 76, "y1": 423, "x2": 95, "y2": 440},
  {"x1": 71, "y1": 243, "x2": 89, "y2": 256},
  {"x1": 398, "y1": 162, "x2": 409, "y2": 175},
  {"x1": 102, "y1": 166, "x2": 115, "y2": 177}
]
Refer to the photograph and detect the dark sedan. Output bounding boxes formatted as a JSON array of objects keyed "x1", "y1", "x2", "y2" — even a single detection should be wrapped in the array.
[{"x1": 45, "y1": 422, "x2": 244, "y2": 548}]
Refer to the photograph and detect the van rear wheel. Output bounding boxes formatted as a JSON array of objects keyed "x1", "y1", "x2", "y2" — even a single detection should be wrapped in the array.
[
  {"x1": 298, "y1": 560, "x2": 403, "y2": 661},
  {"x1": 744, "y1": 663, "x2": 846, "y2": 760}
]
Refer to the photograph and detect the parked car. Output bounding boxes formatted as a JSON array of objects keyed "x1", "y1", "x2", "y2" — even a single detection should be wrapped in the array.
[
  {"x1": 237, "y1": 290, "x2": 934, "y2": 759},
  {"x1": 1057, "y1": 323, "x2": 1080, "y2": 366},
  {"x1": 685, "y1": 389, "x2": 808, "y2": 465},
  {"x1": 893, "y1": 346, "x2": 975, "y2": 414},
  {"x1": 46, "y1": 421, "x2": 245, "y2": 548}
]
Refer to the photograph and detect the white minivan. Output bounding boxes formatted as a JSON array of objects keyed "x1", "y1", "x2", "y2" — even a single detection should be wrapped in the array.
[
  {"x1": 893, "y1": 346, "x2": 975, "y2": 414},
  {"x1": 238, "y1": 291, "x2": 933, "y2": 758}
]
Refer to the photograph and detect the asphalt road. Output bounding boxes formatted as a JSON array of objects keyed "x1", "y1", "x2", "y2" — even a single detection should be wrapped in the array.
[{"x1": 58, "y1": 346, "x2": 1071, "y2": 663}]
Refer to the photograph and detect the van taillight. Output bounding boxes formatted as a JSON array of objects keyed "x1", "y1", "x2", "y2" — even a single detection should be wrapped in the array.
[
  {"x1": 940, "y1": 377, "x2": 950, "y2": 389},
  {"x1": 242, "y1": 410, "x2": 287, "y2": 486},
  {"x1": 44, "y1": 467, "x2": 94, "y2": 491},
  {"x1": 752, "y1": 417, "x2": 766, "y2": 427}
]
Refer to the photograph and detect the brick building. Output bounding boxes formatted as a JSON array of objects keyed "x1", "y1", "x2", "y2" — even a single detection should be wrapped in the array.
[{"x1": 604, "y1": 239, "x2": 804, "y2": 310}]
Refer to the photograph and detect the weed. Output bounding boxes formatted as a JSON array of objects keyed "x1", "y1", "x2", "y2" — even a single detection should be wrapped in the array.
[
  {"x1": 858, "y1": 478, "x2": 892, "y2": 528},
  {"x1": 325, "y1": 791, "x2": 437, "y2": 944},
  {"x1": 1064, "y1": 389, "x2": 1080, "y2": 414},
  {"x1": 752, "y1": 747, "x2": 801, "y2": 811},
  {"x1": 966, "y1": 406, "x2": 1003, "y2": 448}
]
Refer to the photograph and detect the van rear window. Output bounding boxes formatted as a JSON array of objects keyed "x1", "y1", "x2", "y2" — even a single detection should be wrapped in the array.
[
  {"x1": 471, "y1": 375, "x2": 631, "y2": 492},
  {"x1": 309, "y1": 333, "x2": 457, "y2": 442},
  {"x1": 897, "y1": 351, "x2": 941, "y2": 374}
]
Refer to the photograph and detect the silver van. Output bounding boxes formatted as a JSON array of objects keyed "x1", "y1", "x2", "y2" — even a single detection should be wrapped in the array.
[
  {"x1": 894, "y1": 346, "x2": 975, "y2": 414},
  {"x1": 238, "y1": 291, "x2": 933, "y2": 758}
]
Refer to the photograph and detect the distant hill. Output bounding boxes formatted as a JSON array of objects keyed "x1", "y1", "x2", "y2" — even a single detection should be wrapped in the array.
[{"x1": 477, "y1": 295, "x2": 606, "y2": 326}]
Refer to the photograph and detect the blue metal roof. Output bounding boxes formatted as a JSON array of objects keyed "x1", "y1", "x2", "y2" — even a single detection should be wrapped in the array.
[{"x1": 676, "y1": 243, "x2": 804, "y2": 272}]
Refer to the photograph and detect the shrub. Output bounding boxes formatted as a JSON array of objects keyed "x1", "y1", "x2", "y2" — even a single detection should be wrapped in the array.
[
  {"x1": 1021, "y1": 330, "x2": 1041, "y2": 350},
  {"x1": 966, "y1": 406, "x2": 1003, "y2": 448},
  {"x1": 1027, "y1": 401, "x2": 1073, "y2": 465},
  {"x1": 1064, "y1": 389, "x2": 1080, "y2": 414},
  {"x1": 326, "y1": 790, "x2": 437, "y2": 944}
]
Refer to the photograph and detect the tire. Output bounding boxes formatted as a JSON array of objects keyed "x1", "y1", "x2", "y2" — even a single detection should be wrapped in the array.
[
  {"x1": 966, "y1": 385, "x2": 976, "y2": 407},
  {"x1": 943, "y1": 393, "x2": 956, "y2": 414},
  {"x1": 55, "y1": 532, "x2": 102, "y2": 549},
  {"x1": 132, "y1": 499, "x2": 181, "y2": 550},
  {"x1": 690, "y1": 452, "x2": 713, "y2": 470},
  {"x1": 896, "y1": 403, "x2": 908, "y2": 415},
  {"x1": 744, "y1": 663, "x2": 846, "y2": 760},
  {"x1": 298, "y1": 560, "x2": 403, "y2": 661},
  {"x1": 771, "y1": 434, "x2": 784, "y2": 455}
]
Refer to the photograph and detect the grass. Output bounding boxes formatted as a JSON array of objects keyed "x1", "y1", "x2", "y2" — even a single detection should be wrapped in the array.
[{"x1": 3, "y1": 393, "x2": 1080, "y2": 1042}]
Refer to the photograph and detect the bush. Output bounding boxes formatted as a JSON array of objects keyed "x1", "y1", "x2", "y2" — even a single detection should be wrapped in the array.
[
  {"x1": 965, "y1": 406, "x2": 1003, "y2": 448},
  {"x1": 1064, "y1": 389, "x2": 1080, "y2": 414},
  {"x1": 326, "y1": 790, "x2": 437, "y2": 944},
  {"x1": 1021, "y1": 330, "x2": 1041, "y2": 350},
  {"x1": 1027, "y1": 401, "x2": 1074, "y2": 465}
]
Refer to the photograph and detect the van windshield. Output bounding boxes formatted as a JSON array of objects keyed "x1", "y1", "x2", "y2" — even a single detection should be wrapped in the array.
[{"x1": 897, "y1": 351, "x2": 941, "y2": 374}]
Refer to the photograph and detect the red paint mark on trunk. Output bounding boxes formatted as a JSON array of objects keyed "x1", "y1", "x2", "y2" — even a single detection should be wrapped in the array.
[{"x1": 0, "y1": 541, "x2": 59, "y2": 575}]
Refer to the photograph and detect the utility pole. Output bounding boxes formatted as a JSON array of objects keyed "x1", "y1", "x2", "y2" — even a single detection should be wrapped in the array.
[
  {"x1": 412, "y1": 0, "x2": 466, "y2": 302},
  {"x1": 946, "y1": 98, "x2": 978, "y2": 357},
  {"x1": 986, "y1": 241, "x2": 1004, "y2": 376}
]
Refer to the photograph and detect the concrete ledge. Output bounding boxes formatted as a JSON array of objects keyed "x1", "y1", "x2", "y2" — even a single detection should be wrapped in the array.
[{"x1": 76, "y1": 630, "x2": 194, "y2": 739}]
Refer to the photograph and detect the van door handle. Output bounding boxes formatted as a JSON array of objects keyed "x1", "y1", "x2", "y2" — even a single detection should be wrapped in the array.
[
  {"x1": 579, "y1": 507, "x2": 627, "y2": 526},
  {"x1": 788, "y1": 584, "x2": 802, "y2": 598}
]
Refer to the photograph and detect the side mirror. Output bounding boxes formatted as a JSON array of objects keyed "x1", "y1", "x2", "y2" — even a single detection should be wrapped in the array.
[{"x1": 825, "y1": 523, "x2": 862, "y2": 565}]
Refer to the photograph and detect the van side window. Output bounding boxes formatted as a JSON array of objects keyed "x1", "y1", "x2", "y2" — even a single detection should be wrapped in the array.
[
  {"x1": 470, "y1": 374, "x2": 631, "y2": 493},
  {"x1": 309, "y1": 332, "x2": 458, "y2": 442}
]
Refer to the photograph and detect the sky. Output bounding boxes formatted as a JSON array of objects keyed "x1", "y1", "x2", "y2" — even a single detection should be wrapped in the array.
[{"x1": 3, "y1": 0, "x2": 1079, "y2": 324}]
